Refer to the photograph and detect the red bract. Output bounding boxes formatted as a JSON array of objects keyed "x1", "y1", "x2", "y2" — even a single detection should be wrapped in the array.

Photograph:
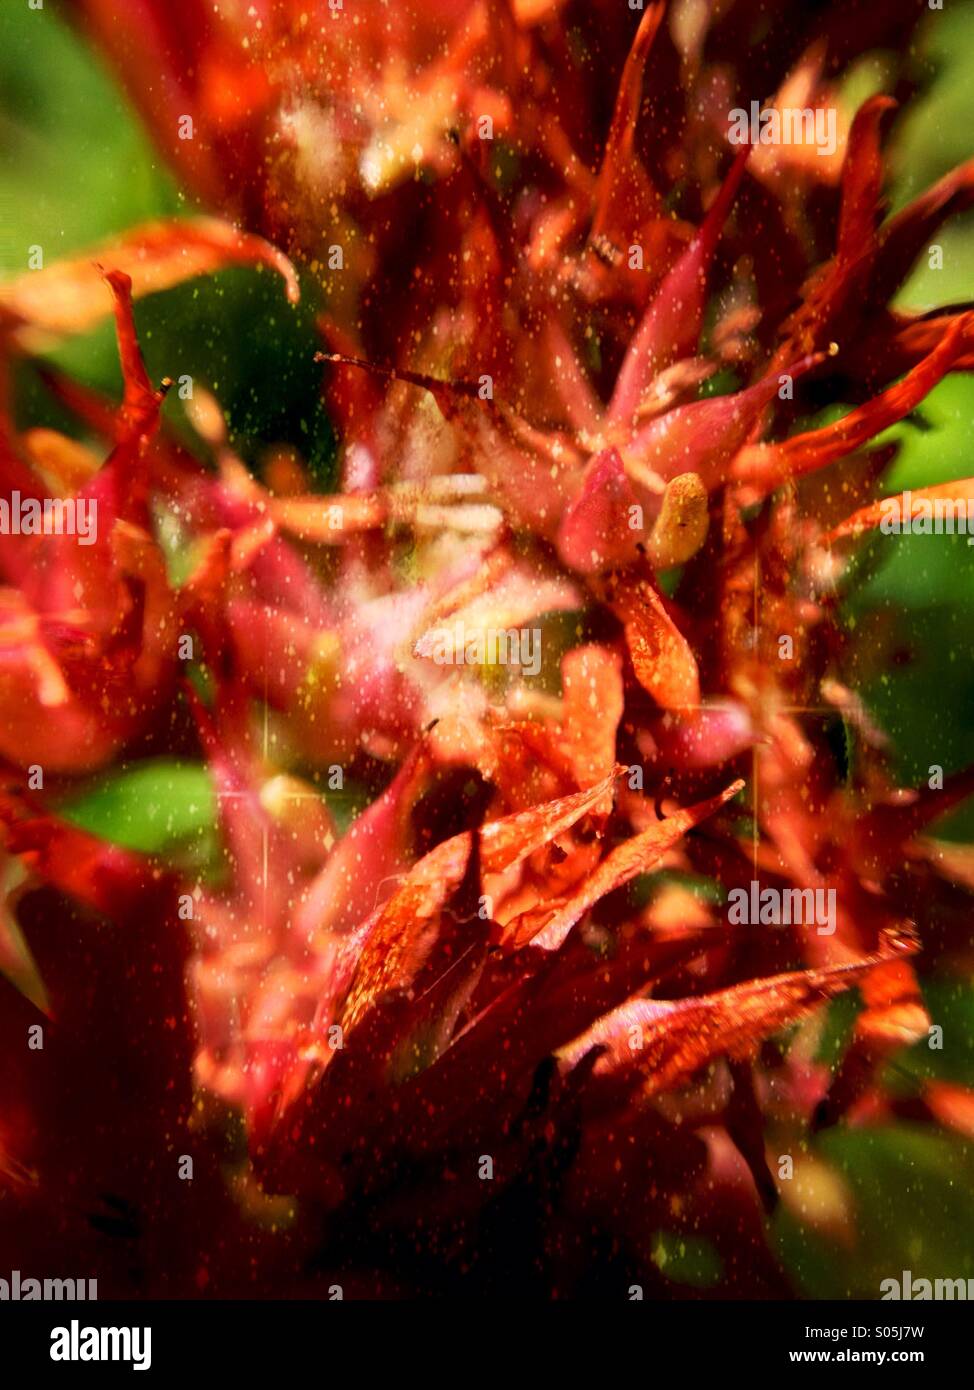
[{"x1": 2, "y1": 0, "x2": 974, "y2": 1297}]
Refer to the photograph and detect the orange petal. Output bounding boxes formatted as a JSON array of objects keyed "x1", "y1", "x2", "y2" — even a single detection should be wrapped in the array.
[
  {"x1": 0, "y1": 217, "x2": 299, "y2": 349},
  {"x1": 558, "y1": 927, "x2": 917, "y2": 1094},
  {"x1": 508, "y1": 779, "x2": 743, "y2": 950},
  {"x1": 603, "y1": 567, "x2": 700, "y2": 709},
  {"x1": 814, "y1": 959, "x2": 928, "y2": 1128},
  {"x1": 560, "y1": 644, "x2": 625, "y2": 794},
  {"x1": 340, "y1": 771, "x2": 621, "y2": 1032},
  {"x1": 737, "y1": 313, "x2": 974, "y2": 490},
  {"x1": 824, "y1": 477, "x2": 974, "y2": 544},
  {"x1": 587, "y1": 5, "x2": 665, "y2": 262}
]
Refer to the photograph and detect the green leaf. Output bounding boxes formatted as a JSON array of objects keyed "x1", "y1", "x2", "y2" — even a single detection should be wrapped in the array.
[
  {"x1": 775, "y1": 1127, "x2": 974, "y2": 1298},
  {"x1": 58, "y1": 760, "x2": 216, "y2": 856},
  {"x1": 0, "y1": 3, "x2": 179, "y2": 276}
]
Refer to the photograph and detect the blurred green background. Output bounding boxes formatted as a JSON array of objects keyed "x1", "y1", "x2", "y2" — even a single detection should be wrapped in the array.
[{"x1": 1, "y1": 0, "x2": 973, "y2": 1299}]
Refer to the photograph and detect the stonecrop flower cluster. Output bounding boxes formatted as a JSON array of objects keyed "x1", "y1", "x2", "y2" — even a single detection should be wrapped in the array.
[{"x1": 1, "y1": 0, "x2": 973, "y2": 1298}]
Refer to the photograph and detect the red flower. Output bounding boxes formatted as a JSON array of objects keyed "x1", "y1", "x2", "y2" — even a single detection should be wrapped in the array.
[{"x1": 2, "y1": 0, "x2": 974, "y2": 1297}]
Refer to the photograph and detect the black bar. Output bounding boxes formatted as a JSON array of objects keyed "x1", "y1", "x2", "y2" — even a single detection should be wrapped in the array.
[{"x1": 0, "y1": 1299, "x2": 965, "y2": 1375}]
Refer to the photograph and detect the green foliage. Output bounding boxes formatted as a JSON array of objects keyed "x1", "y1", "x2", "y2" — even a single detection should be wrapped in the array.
[
  {"x1": 651, "y1": 1231, "x2": 724, "y2": 1289},
  {"x1": 775, "y1": 1127, "x2": 974, "y2": 1298},
  {"x1": 59, "y1": 760, "x2": 216, "y2": 856},
  {"x1": 0, "y1": 3, "x2": 336, "y2": 486},
  {"x1": 841, "y1": 380, "x2": 974, "y2": 799},
  {"x1": 0, "y1": 2, "x2": 179, "y2": 270}
]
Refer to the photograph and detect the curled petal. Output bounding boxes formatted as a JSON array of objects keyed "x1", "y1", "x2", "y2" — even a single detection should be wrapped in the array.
[
  {"x1": 825, "y1": 477, "x2": 974, "y2": 544},
  {"x1": 624, "y1": 352, "x2": 824, "y2": 490},
  {"x1": 0, "y1": 217, "x2": 299, "y2": 350},
  {"x1": 558, "y1": 926, "x2": 918, "y2": 1094},
  {"x1": 508, "y1": 779, "x2": 743, "y2": 950},
  {"x1": 774, "y1": 95, "x2": 895, "y2": 361},
  {"x1": 340, "y1": 770, "x2": 620, "y2": 1031},
  {"x1": 736, "y1": 313, "x2": 974, "y2": 490},
  {"x1": 587, "y1": 4, "x2": 665, "y2": 264},
  {"x1": 608, "y1": 147, "x2": 748, "y2": 429}
]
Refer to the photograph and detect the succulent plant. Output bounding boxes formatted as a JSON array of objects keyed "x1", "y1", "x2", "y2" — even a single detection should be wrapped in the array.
[{"x1": 2, "y1": 0, "x2": 973, "y2": 1298}]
